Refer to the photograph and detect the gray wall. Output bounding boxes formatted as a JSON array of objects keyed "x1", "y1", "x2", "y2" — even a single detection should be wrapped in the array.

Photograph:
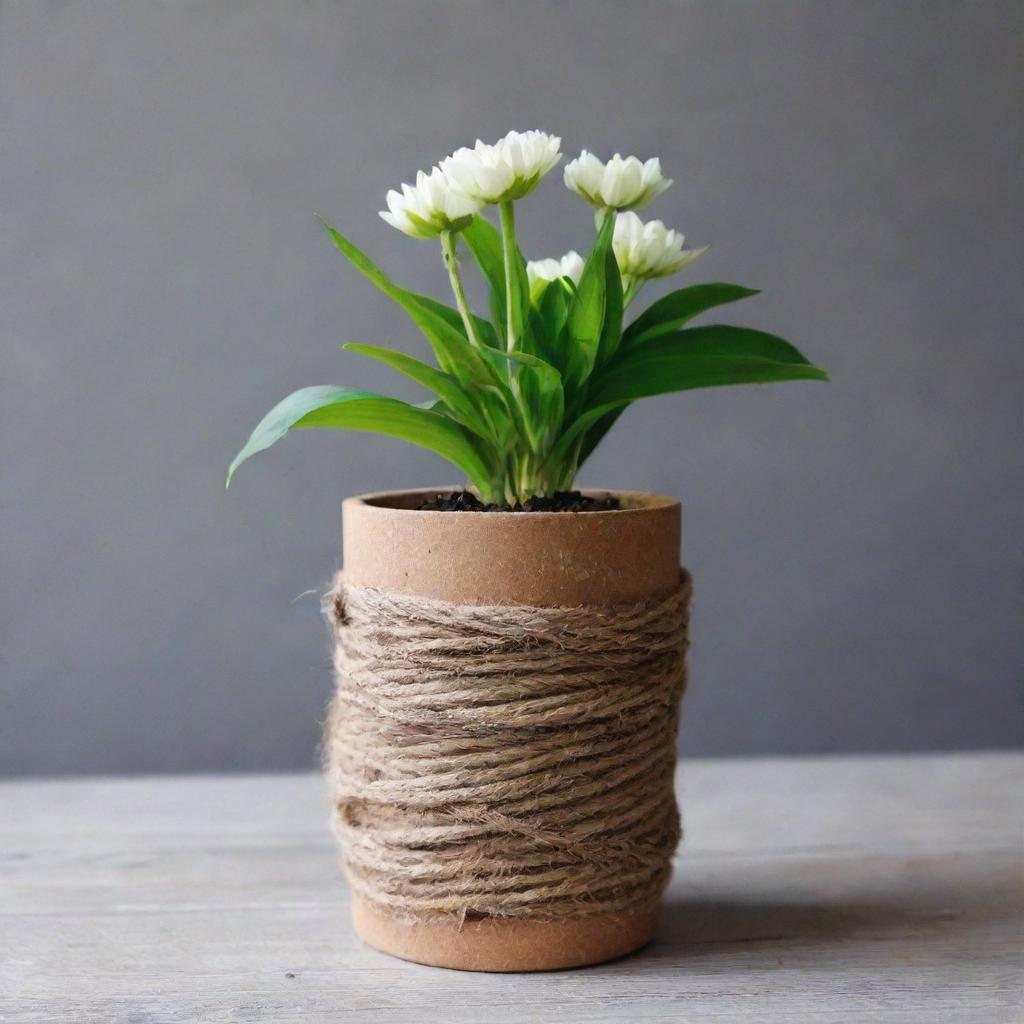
[{"x1": 3, "y1": 0, "x2": 1022, "y2": 776}]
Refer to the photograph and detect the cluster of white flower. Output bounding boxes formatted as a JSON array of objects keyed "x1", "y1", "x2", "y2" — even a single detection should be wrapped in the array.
[{"x1": 379, "y1": 130, "x2": 703, "y2": 292}]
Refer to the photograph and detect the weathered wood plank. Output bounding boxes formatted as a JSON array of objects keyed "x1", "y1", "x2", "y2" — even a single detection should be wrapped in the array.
[{"x1": 1, "y1": 754, "x2": 1021, "y2": 1023}]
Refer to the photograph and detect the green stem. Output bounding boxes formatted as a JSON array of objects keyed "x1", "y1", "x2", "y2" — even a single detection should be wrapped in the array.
[
  {"x1": 623, "y1": 276, "x2": 643, "y2": 308},
  {"x1": 440, "y1": 231, "x2": 484, "y2": 351},
  {"x1": 498, "y1": 201, "x2": 517, "y2": 354}
]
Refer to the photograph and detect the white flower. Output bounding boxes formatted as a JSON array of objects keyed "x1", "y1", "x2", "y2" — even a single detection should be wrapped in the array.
[
  {"x1": 526, "y1": 250, "x2": 585, "y2": 289},
  {"x1": 441, "y1": 130, "x2": 562, "y2": 204},
  {"x1": 379, "y1": 166, "x2": 481, "y2": 238},
  {"x1": 564, "y1": 151, "x2": 672, "y2": 210},
  {"x1": 613, "y1": 212, "x2": 707, "y2": 282}
]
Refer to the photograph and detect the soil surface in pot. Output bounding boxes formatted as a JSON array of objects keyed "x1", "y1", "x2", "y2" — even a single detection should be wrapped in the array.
[{"x1": 416, "y1": 490, "x2": 622, "y2": 513}]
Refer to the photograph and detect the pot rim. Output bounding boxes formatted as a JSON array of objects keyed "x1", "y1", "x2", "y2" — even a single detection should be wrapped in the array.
[{"x1": 346, "y1": 486, "x2": 680, "y2": 518}]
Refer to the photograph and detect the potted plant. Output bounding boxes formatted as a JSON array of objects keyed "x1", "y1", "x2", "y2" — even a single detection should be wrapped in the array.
[{"x1": 228, "y1": 130, "x2": 826, "y2": 972}]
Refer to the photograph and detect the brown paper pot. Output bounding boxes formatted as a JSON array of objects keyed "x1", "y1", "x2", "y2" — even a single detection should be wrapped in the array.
[{"x1": 338, "y1": 487, "x2": 682, "y2": 972}]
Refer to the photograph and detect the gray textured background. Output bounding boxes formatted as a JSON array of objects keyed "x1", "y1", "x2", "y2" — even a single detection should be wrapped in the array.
[{"x1": 3, "y1": 0, "x2": 1022, "y2": 776}]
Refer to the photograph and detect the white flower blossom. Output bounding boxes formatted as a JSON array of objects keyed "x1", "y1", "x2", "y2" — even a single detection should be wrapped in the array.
[
  {"x1": 441, "y1": 130, "x2": 562, "y2": 204},
  {"x1": 379, "y1": 166, "x2": 481, "y2": 238},
  {"x1": 526, "y1": 250, "x2": 585, "y2": 289},
  {"x1": 613, "y1": 211, "x2": 707, "y2": 283},
  {"x1": 564, "y1": 151, "x2": 672, "y2": 211}
]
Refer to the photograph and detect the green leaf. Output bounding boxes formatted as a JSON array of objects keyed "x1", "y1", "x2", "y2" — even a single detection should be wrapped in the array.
[
  {"x1": 545, "y1": 400, "x2": 628, "y2": 472},
  {"x1": 566, "y1": 211, "x2": 615, "y2": 386},
  {"x1": 490, "y1": 349, "x2": 565, "y2": 450},
  {"x1": 343, "y1": 344, "x2": 489, "y2": 438},
  {"x1": 513, "y1": 274, "x2": 532, "y2": 346},
  {"x1": 574, "y1": 289, "x2": 765, "y2": 465},
  {"x1": 526, "y1": 281, "x2": 568, "y2": 370},
  {"x1": 577, "y1": 406, "x2": 626, "y2": 468},
  {"x1": 596, "y1": 240, "x2": 624, "y2": 367},
  {"x1": 226, "y1": 385, "x2": 493, "y2": 494},
  {"x1": 543, "y1": 281, "x2": 590, "y2": 415},
  {"x1": 586, "y1": 325, "x2": 828, "y2": 408},
  {"x1": 623, "y1": 284, "x2": 760, "y2": 348},
  {"x1": 463, "y1": 215, "x2": 508, "y2": 344},
  {"x1": 317, "y1": 217, "x2": 500, "y2": 389},
  {"x1": 463, "y1": 215, "x2": 505, "y2": 296}
]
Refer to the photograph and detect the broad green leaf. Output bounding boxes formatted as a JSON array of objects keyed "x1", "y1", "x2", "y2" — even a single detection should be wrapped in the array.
[
  {"x1": 577, "y1": 406, "x2": 626, "y2": 468},
  {"x1": 586, "y1": 326, "x2": 828, "y2": 408},
  {"x1": 344, "y1": 344, "x2": 489, "y2": 438},
  {"x1": 226, "y1": 385, "x2": 493, "y2": 494},
  {"x1": 463, "y1": 216, "x2": 505, "y2": 297},
  {"x1": 350, "y1": 339, "x2": 512, "y2": 448},
  {"x1": 578, "y1": 289, "x2": 767, "y2": 464},
  {"x1": 623, "y1": 284, "x2": 760, "y2": 348},
  {"x1": 526, "y1": 280, "x2": 571, "y2": 372},
  {"x1": 477, "y1": 383, "x2": 518, "y2": 449},
  {"x1": 566, "y1": 211, "x2": 615, "y2": 387},
  {"x1": 538, "y1": 280, "x2": 570, "y2": 342},
  {"x1": 578, "y1": 318, "x2": 825, "y2": 467},
  {"x1": 490, "y1": 349, "x2": 565, "y2": 450},
  {"x1": 463, "y1": 215, "x2": 508, "y2": 344},
  {"x1": 596, "y1": 240, "x2": 624, "y2": 367},
  {"x1": 544, "y1": 400, "x2": 629, "y2": 473},
  {"x1": 509, "y1": 245, "x2": 531, "y2": 348},
  {"x1": 317, "y1": 218, "x2": 499, "y2": 390}
]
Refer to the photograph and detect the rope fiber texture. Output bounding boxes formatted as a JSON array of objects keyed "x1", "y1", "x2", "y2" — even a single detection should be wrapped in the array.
[{"x1": 323, "y1": 570, "x2": 692, "y2": 923}]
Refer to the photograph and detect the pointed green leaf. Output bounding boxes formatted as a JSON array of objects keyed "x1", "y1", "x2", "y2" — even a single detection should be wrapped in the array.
[
  {"x1": 596, "y1": 240, "x2": 624, "y2": 366},
  {"x1": 463, "y1": 215, "x2": 508, "y2": 344},
  {"x1": 344, "y1": 344, "x2": 490, "y2": 439},
  {"x1": 226, "y1": 385, "x2": 493, "y2": 494},
  {"x1": 545, "y1": 400, "x2": 629, "y2": 471},
  {"x1": 577, "y1": 406, "x2": 626, "y2": 468},
  {"x1": 317, "y1": 217, "x2": 500, "y2": 388},
  {"x1": 462, "y1": 215, "x2": 505, "y2": 295},
  {"x1": 527, "y1": 281, "x2": 570, "y2": 373},
  {"x1": 508, "y1": 243, "x2": 531, "y2": 350},
  {"x1": 566, "y1": 211, "x2": 615, "y2": 386},
  {"x1": 489, "y1": 349, "x2": 565, "y2": 450},
  {"x1": 623, "y1": 284, "x2": 761, "y2": 347},
  {"x1": 586, "y1": 326, "x2": 828, "y2": 408}
]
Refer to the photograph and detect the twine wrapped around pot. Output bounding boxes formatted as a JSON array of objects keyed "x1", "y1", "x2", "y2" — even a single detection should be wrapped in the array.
[{"x1": 323, "y1": 570, "x2": 691, "y2": 924}]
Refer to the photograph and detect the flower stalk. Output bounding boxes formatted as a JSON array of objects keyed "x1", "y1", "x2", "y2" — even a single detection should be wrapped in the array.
[{"x1": 439, "y1": 231, "x2": 483, "y2": 351}]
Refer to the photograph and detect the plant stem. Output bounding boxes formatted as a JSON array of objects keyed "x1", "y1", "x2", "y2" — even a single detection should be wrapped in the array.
[
  {"x1": 498, "y1": 201, "x2": 517, "y2": 354},
  {"x1": 623, "y1": 276, "x2": 642, "y2": 308},
  {"x1": 439, "y1": 231, "x2": 484, "y2": 351}
]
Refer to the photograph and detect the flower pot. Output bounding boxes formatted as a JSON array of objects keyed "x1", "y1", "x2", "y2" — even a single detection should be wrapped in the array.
[{"x1": 324, "y1": 488, "x2": 687, "y2": 972}]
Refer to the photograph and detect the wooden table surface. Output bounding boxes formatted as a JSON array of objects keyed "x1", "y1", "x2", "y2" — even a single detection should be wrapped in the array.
[{"x1": 1, "y1": 753, "x2": 1021, "y2": 1023}]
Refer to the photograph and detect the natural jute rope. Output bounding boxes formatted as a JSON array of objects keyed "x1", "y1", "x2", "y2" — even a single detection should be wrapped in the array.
[{"x1": 323, "y1": 570, "x2": 692, "y2": 923}]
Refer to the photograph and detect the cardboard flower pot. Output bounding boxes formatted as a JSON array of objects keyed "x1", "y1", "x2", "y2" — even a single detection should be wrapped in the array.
[{"x1": 323, "y1": 487, "x2": 688, "y2": 972}]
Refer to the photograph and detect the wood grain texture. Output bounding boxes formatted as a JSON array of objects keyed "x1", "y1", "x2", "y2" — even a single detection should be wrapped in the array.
[{"x1": 1, "y1": 754, "x2": 1021, "y2": 1023}]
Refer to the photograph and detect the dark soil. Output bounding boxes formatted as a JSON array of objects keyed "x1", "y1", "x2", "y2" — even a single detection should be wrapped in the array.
[{"x1": 416, "y1": 490, "x2": 621, "y2": 513}]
